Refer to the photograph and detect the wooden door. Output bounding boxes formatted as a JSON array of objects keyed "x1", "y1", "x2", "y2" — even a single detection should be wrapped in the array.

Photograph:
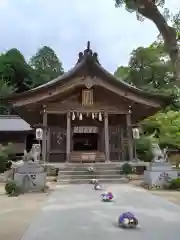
[
  {"x1": 48, "y1": 127, "x2": 67, "y2": 162},
  {"x1": 109, "y1": 126, "x2": 121, "y2": 161}
]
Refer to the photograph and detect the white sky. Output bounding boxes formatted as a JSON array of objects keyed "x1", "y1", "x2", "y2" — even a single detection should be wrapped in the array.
[{"x1": 0, "y1": 0, "x2": 179, "y2": 73}]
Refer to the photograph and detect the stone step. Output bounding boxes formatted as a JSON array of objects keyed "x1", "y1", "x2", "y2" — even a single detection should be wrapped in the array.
[
  {"x1": 58, "y1": 169, "x2": 121, "y2": 175},
  {"x1": 57, "y1": 178, "x2": 129, "y2": 184},
  {"x1": 55, "y1": 162, "x2": 146, "y2": 184},
  {"x1": 58, "y1": 174, "x2": 123, "y2": 180},
  {"x1": 58, "y1": 165, "x2": 121, "y2": 171}
]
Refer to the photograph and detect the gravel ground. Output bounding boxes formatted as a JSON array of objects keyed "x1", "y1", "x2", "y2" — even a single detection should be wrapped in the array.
[
  {"x1": 0, "y1": 183, "x2": 55, "y2": 240},
  {"x1": 0, "y1": 183, "x2": 180, "y2": 240},
  {"x1": 152, "y1": 190, "x2": 180, "y2": 205},
  {"x1": 21, "y1": 184, "x2": 180, "y2": 240}
]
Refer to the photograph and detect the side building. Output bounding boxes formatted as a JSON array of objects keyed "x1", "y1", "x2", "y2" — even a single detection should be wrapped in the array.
[{"x1": 0, "y1": 115, "x2": 33, "y2": 160}]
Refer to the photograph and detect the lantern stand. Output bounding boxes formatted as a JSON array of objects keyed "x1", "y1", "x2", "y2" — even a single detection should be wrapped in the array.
[
  {"x1": 132, "y1": 128, "x2": 140, "y2": 161},
  {"x1": 35, "y1": 128, "x2": 43, "y2": 162}
]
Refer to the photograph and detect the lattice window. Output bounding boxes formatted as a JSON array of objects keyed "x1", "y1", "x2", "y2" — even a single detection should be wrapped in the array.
[
  {"x1": 82, "y1": 89, "x2": 93, "y2": 106},
  {"x1": 49, "y1": 127, "x2": 66, "y2": 151}
]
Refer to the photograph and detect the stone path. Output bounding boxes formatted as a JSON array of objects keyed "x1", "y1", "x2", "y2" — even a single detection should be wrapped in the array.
[{"x1": 22, "y1": 184, "x2": 180, "y2": 240}]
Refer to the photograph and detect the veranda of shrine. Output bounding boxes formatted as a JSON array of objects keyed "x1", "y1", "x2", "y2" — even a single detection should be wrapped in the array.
[{"x1": 5, "y1": 42, "x2": 170, "y2": 164}]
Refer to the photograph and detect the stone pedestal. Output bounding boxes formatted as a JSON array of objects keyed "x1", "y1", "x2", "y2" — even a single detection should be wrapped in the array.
[
  {"x1": 144, "y1": 162, "x2": 178, "y2": 187},
  {"x1": 14, "y1": 162, "x2": 47, "y2": 192}
]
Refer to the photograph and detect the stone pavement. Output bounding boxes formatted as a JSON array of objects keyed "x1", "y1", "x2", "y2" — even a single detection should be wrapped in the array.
[{"x1": 22, "y1": 184, "x2": 180, "y2": 240}]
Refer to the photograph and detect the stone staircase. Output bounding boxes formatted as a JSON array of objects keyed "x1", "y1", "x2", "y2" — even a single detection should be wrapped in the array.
[
  {"x1": 57, "y1": 163, "x2": 128, "y2": 184},
  {"x1": 70, "y1": 151, "x2": 105, "y2": 163}
]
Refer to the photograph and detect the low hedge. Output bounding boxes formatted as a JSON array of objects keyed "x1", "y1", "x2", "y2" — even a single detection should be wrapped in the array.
[
  {"x1": 5, "y1": 180, "x2": 21, "y2": 196},
  {"x1": 168, "y1": 178, "x2": 180, "y2": 190},
  {"x1": 121, "y1": 163, "x2": 133, "y2": 175}
]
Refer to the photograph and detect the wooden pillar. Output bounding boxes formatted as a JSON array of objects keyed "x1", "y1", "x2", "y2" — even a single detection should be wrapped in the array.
[
  {"x1": 66, "y1": 112, "x2": 71, "y2": 162},
  {"x1": 104, "y1": 112, "x2": 110, "y2": 162},
  {"x1": 42, "y1": 106, "x2": 47, "y2": 163},
  {"x1": 120, "y1": 127, "x2": 125, "y2": 161},
  {"x1": 126, "y1": 113, "x2": 133, "y2": 161}
]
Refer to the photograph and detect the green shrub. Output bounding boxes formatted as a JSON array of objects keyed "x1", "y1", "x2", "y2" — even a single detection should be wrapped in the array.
[
  {"x1": 0, "y1": 144, "x2": 10, "y2": 173},
  {"x1": 135, "y1": 137, "x2": 153, "y2": 162},
  {"x1": 168, "y1": 178, "x2": 180, "y2": 190},
  {"x1": 121, "y1": 163, "x2": 132, "y2": 175},
  {"x1": 5, "y1": 180, "x2": 21, "y2": 196}
]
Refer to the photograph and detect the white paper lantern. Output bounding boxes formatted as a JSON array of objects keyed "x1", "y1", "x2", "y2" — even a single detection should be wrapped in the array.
[
  {"x1": 132, "y1": 128, "x2": 140, "y2": 139},
  {"x1": 36, "y1": 128, "x2": 43, "y2": 140}
]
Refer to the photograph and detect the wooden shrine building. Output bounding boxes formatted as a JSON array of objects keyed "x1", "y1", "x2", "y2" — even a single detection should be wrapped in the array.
[{"x1": 4, "y1": 42, "x2": 170, "y2": 163}]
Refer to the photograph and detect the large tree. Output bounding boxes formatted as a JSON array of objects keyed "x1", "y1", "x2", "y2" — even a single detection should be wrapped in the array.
[
  {"x1": 29, "y1": 46, "x2": 64, "y2": 87},
  {"x1": 141, "y1": 110, "x2": 180, "y2": 149},
  {"x1": 115, "y1": 43, "x2": 174, "y2": 93},
  {"x1": 114, "y1": 1, "x2": 180, "y2": 84},
  {"x1": 0, "y1": 79, "x2": 14, "y2": 114},
  {"x1": 0, "y1": 49, "x2": 33, "y2": 93}
]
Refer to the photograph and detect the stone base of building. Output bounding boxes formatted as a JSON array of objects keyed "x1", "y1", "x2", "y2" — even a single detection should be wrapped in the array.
[{"x1": 144, "y1": 163, "x2": 178, "y2": 187}]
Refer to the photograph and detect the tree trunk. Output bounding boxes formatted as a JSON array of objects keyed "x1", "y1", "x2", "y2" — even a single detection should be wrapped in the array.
[{"x1": 138, "y1": 4, "x2": 180, "y2": 84}]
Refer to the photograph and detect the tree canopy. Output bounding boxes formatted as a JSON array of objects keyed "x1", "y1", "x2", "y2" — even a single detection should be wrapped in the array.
[
  {"x1": 0, "y1": 79, "x2": 14, "y2": 114},
  {"x1": 115, "y1": 43, "x2": 175, "y2": 93},
  {"x1": 0, "y1": 46, "x2": 64, "y2": 114},
  {"x1": 114, "y1": 1, "x2": 180, "y2": 84},
  {"x1": 29, "y1": 46, "x2": 64, "y2": 87},
  {"x1": 115, "y1": 9, "x2": 180, "y2": 99},
  {"x1": 0, "y1": 48, "x2": 33, "y2": 93},
  {"x1": 142, "y1": 111, "x2": 180, "y2": 149},
  {"x1": 114, "y1": 8, "x2": 180, "y2": 156}
]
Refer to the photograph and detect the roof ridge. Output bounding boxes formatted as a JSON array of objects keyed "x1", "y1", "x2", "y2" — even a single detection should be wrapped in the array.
[{"x1": 0, "y1": 115, "x2": 21, "y2": 119}]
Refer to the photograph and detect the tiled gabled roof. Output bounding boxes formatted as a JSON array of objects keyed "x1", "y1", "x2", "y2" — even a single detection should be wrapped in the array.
[
  {"x1": 2, "y1": 41, "x2": 172, "y2": 104},
  {"x1": 0, "y1": 115, "x2": 32, "y2": 131}
]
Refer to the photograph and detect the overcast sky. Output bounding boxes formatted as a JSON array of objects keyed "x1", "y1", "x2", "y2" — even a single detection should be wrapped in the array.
[{"x1": 0, "y1": 0, "x2": 179, "y2": 73}]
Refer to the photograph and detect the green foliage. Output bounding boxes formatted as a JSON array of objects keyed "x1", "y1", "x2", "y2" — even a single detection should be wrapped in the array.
[
  {"x1": 5, "y1": 180, "x2": 21, "y2": 196},
  {"x1": 0, "y1": 45, "x2": 64, "y2": 114},
  {"x1": 0, "y1": 49, "x2": 34, "y2": 93},
  {"x1": 0, "y1": 79, "x2": 14, "y2": 114},
  {"x1": 114, "y1": 0, "x2": 166, "y2": 21},
  {"x1": 0, "y1": 144, "x2": 11, "y2": 173},
  {"x1": 0, "y1": 46, "x2": 64, "y2": 95},
  {"x1": 168, "y1": 178, "x2": 180, "y2": 190},
  {"x1": 114, "y1": 0, "x2": 166, "y2": 20},
  {"x1": 115, "y1": 44, "x2": 174, "y2": 94},
  {"x1": 141, "y1": 111, "x2": 180, "y2": 149},
  {"x1": 114, "y1": 9, "x2": 180, "y2": 152},
  {"x1": 114, "y1": 66, "x2": 129, "y2": 81},
  {"x1": 29, "y1": 46, "x2": 64, "y2": 87},
  {"x1": 135, "y1": 137, "x2": 153, "y2": 162},
  {"x1": 121, "y1": 163, "x2": 132, "y2": 175}
]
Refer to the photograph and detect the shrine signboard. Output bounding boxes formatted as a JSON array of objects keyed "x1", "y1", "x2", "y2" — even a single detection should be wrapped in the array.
[{"x1": 73, "y1": 126, "x2": 98, "y2": 134}]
